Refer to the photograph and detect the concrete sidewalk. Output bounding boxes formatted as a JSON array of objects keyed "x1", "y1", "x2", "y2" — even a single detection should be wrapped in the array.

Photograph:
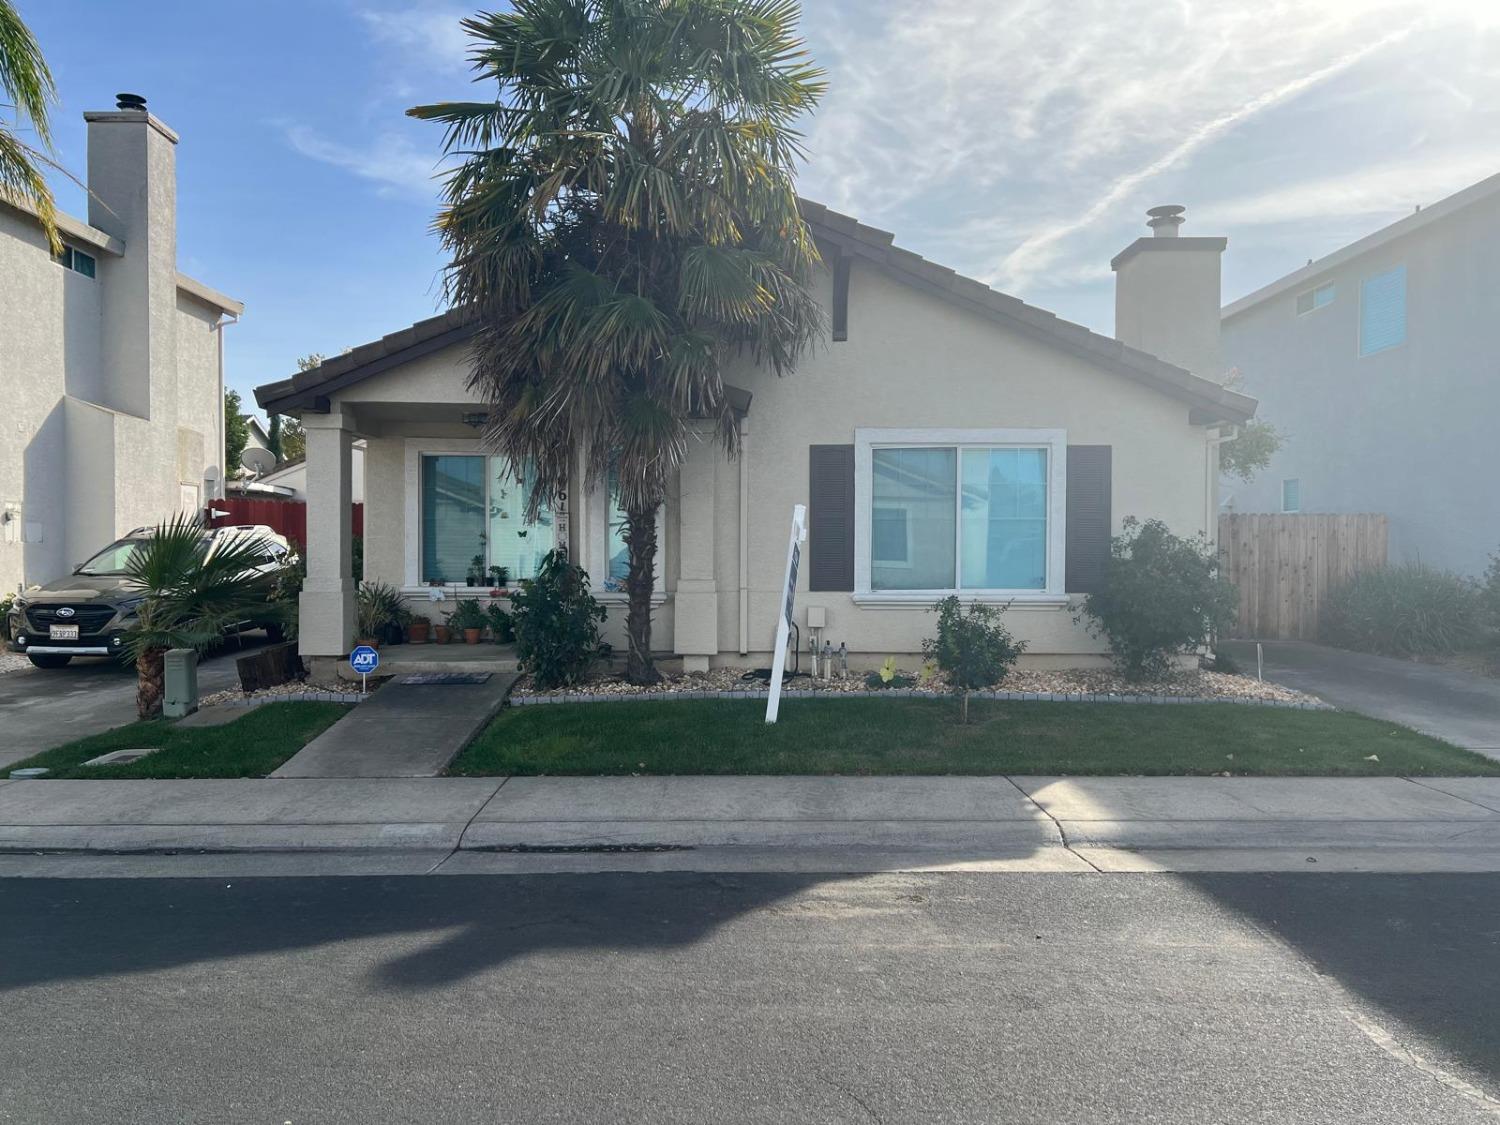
[{"x1": 6, "y1": 774, "x2": 1500, "y2": 874}]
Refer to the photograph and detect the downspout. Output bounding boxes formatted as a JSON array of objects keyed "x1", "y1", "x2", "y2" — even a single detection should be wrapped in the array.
[
  {"x1": 738, "y1": 417, "x2": 750, "y2": 656},
  {"x1": 213, "y1": 310, "x2": 240, "y2": 502},
  {"x1": 1204, "y1": 422, "x2": 1238, "y2": 546}
]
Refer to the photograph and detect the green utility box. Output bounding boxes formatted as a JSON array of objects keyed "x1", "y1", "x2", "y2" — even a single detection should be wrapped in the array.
[{"x1": 163, "y1": 648, "x2": 199, "y2": 719}]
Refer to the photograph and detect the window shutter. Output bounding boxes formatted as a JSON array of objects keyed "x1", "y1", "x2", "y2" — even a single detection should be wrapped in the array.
[
  {"x1": 809, "y1": 444, "x2": 855, "y2": 591},
  {"x1": 1065, "y1": 445, "x2": 1111, "y2": 594}
]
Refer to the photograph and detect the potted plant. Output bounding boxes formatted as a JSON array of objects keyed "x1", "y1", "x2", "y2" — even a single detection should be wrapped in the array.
[
  {"x1": 486, "y1": 602, "x2": 515, "y2": 644},
  {"x1": 488, "y1": 564, "x2": 509, "y2": 588},
  {"x1": 407, "y1": 615, "x2": 431, "y2": 645},
  {"x1": 448, "y1": 598, "x2": 486, "y2": 644},
  {"x1": 355, "y1": 580, "x2": 405, "y2": 649},
  {"x1": 466, "y1": 555, "x2": 485, "y2": 587}
]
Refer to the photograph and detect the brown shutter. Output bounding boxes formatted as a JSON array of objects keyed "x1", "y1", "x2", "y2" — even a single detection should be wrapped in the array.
[
  {"x1": 831, "y1": 254, "x2": 851, "y2": 342},
  {"x1": 809, "y1": 444, "x2": 855, "y2": 591},
  {"x1": 1065, "y1": 445, "x2": 1112, "y2": 594}
]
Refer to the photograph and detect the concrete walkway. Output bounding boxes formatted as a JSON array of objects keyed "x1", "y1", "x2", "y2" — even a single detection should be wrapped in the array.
[
  {"x1": 1223, "y1": 640, "x2": 1500, "y2": 755},
  {"x1": 270, "y1": 673, "x2": 515, "y2": 778},
  {"x1": 7, "y1": 774, "x2": 1500, "y2": 874}
]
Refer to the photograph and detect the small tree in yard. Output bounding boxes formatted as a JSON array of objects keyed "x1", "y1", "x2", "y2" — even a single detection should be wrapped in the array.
[
  {"x1": 508, "y1": 550, "x2": 609, "y2": 689},
  {"x1": 1079, "y1": 517, "x2": 1238, "y2": 682},
  {"x1": 923, "y1": 596, "x2": 1026, "y2": 723},
  {"x1": 123, "y1": 515, "x2": 281, "y2": 719}
]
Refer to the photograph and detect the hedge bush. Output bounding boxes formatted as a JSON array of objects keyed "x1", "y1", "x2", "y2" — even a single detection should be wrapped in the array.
[
  {"x1": 1079, "y1": 518, "x2": 1238, "y2": 681},
  {"x1": 1322, "y1": 564, "x2": 1483, "y2": 658},
  {"x1": 922, "y1": 597, "x2": 1026, "y2": 722},
  {"x1": 508, "y1": 550, "x2": 608, "y2": 688}
]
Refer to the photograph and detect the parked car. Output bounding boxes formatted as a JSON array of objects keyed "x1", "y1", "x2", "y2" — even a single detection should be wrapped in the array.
[{"x1": 5, "y1": 524, "x2": 295, "y2": 669}]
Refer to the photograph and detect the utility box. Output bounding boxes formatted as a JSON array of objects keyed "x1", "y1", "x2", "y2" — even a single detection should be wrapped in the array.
[
  {"x1": 806, "y1": 606, "x2": 827, "y2": 629},
  {"x1": 163, "y1": 648, "x2": 199, "y2": 718}
]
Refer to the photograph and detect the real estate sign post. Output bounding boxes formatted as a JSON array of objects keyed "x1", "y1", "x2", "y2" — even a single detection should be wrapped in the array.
[{"x1": 765, "y1": 504, "x2": 807, "y2": 724}]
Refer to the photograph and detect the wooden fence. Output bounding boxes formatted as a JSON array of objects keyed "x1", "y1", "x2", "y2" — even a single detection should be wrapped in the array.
[{"x1": 1218, "y1": 513, "x2": 1388, "y2": 640}]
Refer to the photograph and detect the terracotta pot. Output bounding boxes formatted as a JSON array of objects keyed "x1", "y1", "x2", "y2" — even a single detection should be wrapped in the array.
[
  {"x1": 407, "y1": 621, "x2": 430, "y2": 645},
  {"x1": 463, "y1": 627, "x2": 482, "y2": 645},
  {"x1": 354, "y1": 637, "x2": 380, "y2": 650},
  {"x1": 434, "y1": 624, "x2": 451, "y2": 645}
]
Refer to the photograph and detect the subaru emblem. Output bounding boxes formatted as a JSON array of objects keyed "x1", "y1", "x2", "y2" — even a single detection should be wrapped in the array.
[{"x1": 57, "y1": 607, "x2": 75, "y2": 619}]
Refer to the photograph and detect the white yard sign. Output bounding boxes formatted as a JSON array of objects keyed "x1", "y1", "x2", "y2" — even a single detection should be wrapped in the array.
[{"x1": 765, "y1": 504, "x2": 807, "y2": 724}]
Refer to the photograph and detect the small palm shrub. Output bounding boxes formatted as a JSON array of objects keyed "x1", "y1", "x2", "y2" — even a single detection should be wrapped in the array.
[
  {"x1": 356, "y1": 580, "x2": 408, "y2": 642},
  {"x1": 922, "y1": 597, "x2": 1026, "y2": 722},
  {"x1": 1079, "y1": 517, "x2": 1238, "y2": 681},
  {"x1": 508, "y1": 551, "x2": 608, "y2": 689},
  {"x1": 1322, "y1": 564, "x2": 1482, "y2": 657}
]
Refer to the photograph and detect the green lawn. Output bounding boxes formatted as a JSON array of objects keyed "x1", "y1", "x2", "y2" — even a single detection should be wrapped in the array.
[
  {"x1": 450, "y1": 698, "x2": 1499, "y2": 777},
  {"x1": 7, "y1": 702, "x2": 349, "y2": 779}
]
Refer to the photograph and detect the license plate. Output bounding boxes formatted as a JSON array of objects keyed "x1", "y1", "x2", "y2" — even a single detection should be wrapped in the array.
[{"x1": 49, "y1": 624, "x2": 79, "y2": 641}]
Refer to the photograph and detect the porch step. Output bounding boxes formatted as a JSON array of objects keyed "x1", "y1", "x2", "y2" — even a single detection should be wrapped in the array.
[
  {"x1": 339, "y1": 643, "x2": 520, "y2": 679},
  {"x1": 271, "y1": 672, "x2": 516, "y2": 778}
]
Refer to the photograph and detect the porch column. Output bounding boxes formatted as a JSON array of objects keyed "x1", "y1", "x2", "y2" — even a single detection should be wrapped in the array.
[
  {"x1": 673, "y1": 424, "x2": 720, "y2": 673},
  {"x1": 299, "y1": 410, "x2": 356, "y2": 664}
]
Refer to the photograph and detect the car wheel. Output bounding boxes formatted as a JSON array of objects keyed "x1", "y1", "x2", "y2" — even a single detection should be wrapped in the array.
[{"x1": 26, "y1": 653, "x2": 72, "y2": 669}]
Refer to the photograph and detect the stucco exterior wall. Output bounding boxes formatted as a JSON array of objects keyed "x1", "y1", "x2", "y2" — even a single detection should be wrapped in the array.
[
  {"x1": 1221, "y1": 191, "x2": 1500, "y2": 577},
  {"x1": 332, "y1": 254, "x2": 1214, "y2": 665},
  {"x1": 0, "y1": 110, "x2": 234, "y2": 596}
]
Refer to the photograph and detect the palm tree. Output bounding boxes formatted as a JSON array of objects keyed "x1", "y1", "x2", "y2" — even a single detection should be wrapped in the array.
[
  {"x1": 409, "y1": 0, "x2": 825, "y2": 683},
  {"x1": 0, "y1": 0, "x2": 61, "y2": 253},
  {"x1": 122, "y1": 515, "x2": 281, "y2": 719}
]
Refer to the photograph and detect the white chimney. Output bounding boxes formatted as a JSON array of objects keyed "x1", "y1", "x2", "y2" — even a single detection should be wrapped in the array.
[
  {"x1": 1111, "y1": 205, "x2": 1226, "y2": 381},
  {"x1": 83, "y1": 93, "x2": 178, "y2": 419}
]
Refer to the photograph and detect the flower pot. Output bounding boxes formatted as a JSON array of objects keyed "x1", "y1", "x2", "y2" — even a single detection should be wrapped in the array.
[
  {"x1": 463, "y1": 627, "x2": 482, "y2": 645},
  {"x1": 354, "y1": 636, "x2": 380, "y2": 650},
  {"x1": 434, "y1": 624, "x2": 451, "y2": 645},
  {"x1": 407, "y1": 621, "x2": 430, "y2": 645}
]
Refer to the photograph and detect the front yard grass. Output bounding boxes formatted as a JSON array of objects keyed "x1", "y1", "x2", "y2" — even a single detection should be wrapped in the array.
[
  {"x1": 6, "y1": 702, "x2": 349, "y2": 779},
  {"x1": 450, "y1": 697, "x2": 1500, "y2": 777}
]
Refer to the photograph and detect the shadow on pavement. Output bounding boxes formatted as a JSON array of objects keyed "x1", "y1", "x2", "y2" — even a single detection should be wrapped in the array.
[
  {"x1": 1186, "y1": 873, "x2": 1500, "y2": 1094},
  {"x1": 0, "y1": 873, "x2": 833, "y2": 994}
]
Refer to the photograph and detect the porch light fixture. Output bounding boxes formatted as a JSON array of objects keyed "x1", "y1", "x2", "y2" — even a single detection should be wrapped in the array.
[{"x1": 462, "y1": 412, "x2": 490, "y2": 429}]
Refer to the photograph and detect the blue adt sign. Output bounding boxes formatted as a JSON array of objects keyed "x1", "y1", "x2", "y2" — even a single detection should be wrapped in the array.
[{"x1": 349, "y1": 645, "x2": 380, "y2": 675}]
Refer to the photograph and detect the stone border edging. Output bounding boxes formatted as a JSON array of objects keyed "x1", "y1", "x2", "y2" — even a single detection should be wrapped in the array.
[
  {"x1": 221, "y1": 692, "x2": 369, "y2": 706},
  {"x1": 510, "y1": 688, "x2": 1330, "y2": 710}
]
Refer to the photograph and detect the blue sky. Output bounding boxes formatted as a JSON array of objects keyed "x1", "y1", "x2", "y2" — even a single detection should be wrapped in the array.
[{"x1": 21, "y1": 1, "x2": 1500, "y2": 417}]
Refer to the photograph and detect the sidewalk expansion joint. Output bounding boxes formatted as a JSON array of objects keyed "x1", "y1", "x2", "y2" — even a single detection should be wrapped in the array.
[
  {"x1": 1401, "y1": 776, "x2": 1500, "y2": 815},
  {"x1": 1001, "y1": 775, "x2": 1102, "y2": 873}
]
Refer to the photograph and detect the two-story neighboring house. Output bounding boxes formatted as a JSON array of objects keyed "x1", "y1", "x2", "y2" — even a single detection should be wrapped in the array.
[
  {"x1": 0, "y1": 94, "x2": 243, "y2": 594},
  {"x1": 1220, "y1": 172, "x2": 1500, "y2": 577}
]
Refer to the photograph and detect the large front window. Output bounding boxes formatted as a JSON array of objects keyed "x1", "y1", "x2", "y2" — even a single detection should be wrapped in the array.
[
  {"x1": 419, "y1": 454, "x2": 552, "y2": 584},
  {"x1": 856, "y1": 428, "x2": 1065, "y2": 598}
]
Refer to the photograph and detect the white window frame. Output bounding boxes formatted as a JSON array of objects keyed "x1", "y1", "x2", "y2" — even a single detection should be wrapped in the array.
[
  {"x1": 1281, "y1": 478, "x2": 1301, "y2": 514},
  {"x1": 1295, "y1": 282, "x2": 1334, "y2": 316},
  {"x1": 402, "y1": 438, "x2": 561, "y2": 590},
  {"x1": 853, "y1": 427, "x2": 1068, "y2": 605}
]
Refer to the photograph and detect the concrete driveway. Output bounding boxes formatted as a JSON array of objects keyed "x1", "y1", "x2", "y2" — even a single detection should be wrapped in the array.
[
  {"x1": 1222, "y1": 640, "x2": 1500, "y2": 755},
  {"x1": 0, "y1": 634, "x2": 276, "y2": 769}
]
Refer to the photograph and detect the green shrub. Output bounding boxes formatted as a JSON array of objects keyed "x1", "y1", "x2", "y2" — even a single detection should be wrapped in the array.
[
  {"x1": 1080, "y1": 517, "x2": 1238, "y2": 681},
  {"x1": 922, "y1": 596, "x2": 1026, "y2": 722},
  {"x1": 1483, "y1": 552, "x2": 1500, "y2": 638},
  {"x1": 446, "y1": 597, "x2": 487, "y2": 633},
  {"x1": 1322, "y1": 564, "x2": 1482, "y2": 657},
  {"x1": 508, "y1": 551, "x2": 608, "y2": 688},
  {"x1": 0, "y1": 593, "x2": 14, "y2": 642},
  {"x1": 486, "y1": 602, "x2": 515, "y2": 643},
  {"x1": 356, "y1": 580, "x2": 407, "y2": 640}
]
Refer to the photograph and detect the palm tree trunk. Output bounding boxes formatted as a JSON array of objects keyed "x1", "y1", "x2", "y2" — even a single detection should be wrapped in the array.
[
  {"x1": 624, "y1": 503, "x2": 662, "y2": 685},
  {"x1": 136, "y1": 647, "x2": 166, "y2": 720}
]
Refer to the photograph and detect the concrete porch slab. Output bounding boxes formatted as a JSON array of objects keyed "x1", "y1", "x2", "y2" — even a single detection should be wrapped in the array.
[
  {"x1": 342, "y1": 643, "x2": 519, "y2": 679},
  {"x1": 270, "y1": 673, "x2": 515, "y2": 777}
]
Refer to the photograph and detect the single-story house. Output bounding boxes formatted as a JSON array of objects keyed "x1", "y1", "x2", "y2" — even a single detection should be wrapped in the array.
[{"x1": 255, "y1": 201, "x2": 1254, "y2": 675}]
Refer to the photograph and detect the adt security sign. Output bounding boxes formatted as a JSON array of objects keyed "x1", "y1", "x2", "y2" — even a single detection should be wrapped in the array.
[
  {"x1": 350, "y1": 644, "x2": 379, "y2": 692},
  {"x1": 764, "y1": 504, "x2": 807, "y2": 724}
]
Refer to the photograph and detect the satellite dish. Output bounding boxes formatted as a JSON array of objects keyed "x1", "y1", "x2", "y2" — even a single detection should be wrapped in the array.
[{"x1": 241, "y1": 447, "x2": 277, "y2": 476}]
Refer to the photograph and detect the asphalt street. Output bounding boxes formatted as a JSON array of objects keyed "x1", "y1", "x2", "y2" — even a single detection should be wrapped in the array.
[{"x1": 3, "y1": 871, "x2": 1499, "y2": 1123}]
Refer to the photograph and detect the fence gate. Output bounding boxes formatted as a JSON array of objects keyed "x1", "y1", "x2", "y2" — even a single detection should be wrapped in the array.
[{"x1": 1218, "y1": 513, "x2": 1388, "y2": 640}]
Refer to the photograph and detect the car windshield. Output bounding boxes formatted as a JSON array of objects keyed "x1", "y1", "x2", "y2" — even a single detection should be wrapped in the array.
[{"x1": 75, "y1": 538, "x2": 150, "y2": 576}]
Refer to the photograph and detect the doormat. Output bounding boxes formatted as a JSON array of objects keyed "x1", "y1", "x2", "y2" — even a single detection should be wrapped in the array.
[{"x1": 398, "y1": 672, "x2": 494, "y2": 686}]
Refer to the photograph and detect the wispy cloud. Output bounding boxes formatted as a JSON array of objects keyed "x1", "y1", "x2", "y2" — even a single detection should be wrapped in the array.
[
  {"x1": 358, "y1": 5, "x2": 472, "y2": 69},
  {"x1": 796, "y1": 0, "x2": 1500, "y2": 316},
  {"x1": 285, "y1": 126, "x2": 446, "y2": 200}
]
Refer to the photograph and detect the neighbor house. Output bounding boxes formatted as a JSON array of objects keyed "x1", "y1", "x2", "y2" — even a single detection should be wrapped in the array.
[
  {"x1": 1221, "y1": 172, "x2": 1500, "y2": 577},
  {"x1": 256, "y1": 203, "x2": 1253, "y2": 675},
  {"x1": 0, "y1": 95, "x2": 243, "y2": 594}
]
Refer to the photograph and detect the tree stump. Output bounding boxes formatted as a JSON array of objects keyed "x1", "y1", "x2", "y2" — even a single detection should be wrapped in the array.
[{"x1": 237, "y1": 642, "x2": 305, "y2": 692}]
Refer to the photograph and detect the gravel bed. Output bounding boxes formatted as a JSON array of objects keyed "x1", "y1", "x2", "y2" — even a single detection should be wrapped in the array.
[
  {"x1": 511, "y1": 665, "x2": 1324, "y2": 709},
  {"x1": 0, "y1": 651, "x2": 31, "y2": 676},
  {"x1": 199, "y1": 680, "x2": 375, "y2": 707}
]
